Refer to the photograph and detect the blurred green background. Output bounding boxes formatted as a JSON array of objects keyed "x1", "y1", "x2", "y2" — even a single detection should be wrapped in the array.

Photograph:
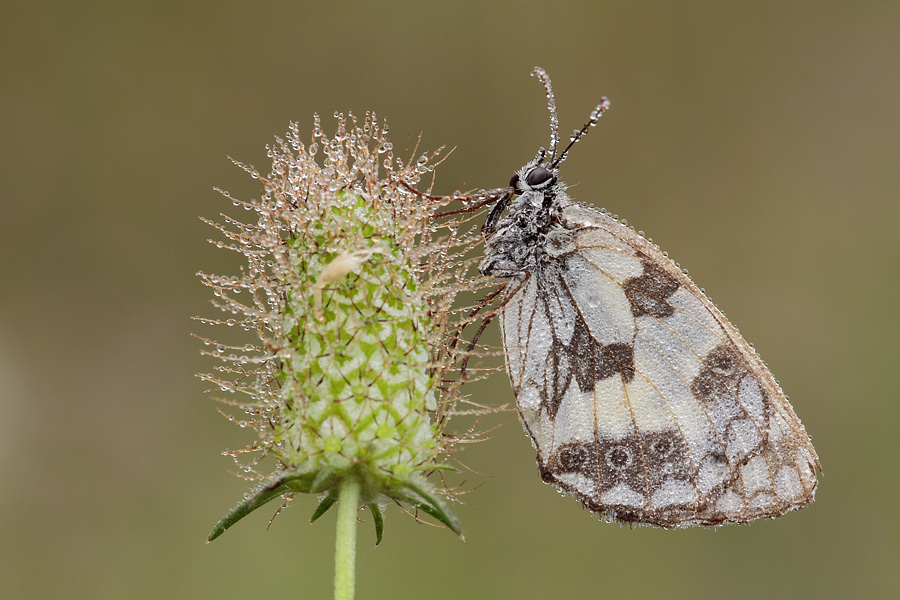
[{"x1": 2, "y1": 1, "x2": 898, "y2": 598}]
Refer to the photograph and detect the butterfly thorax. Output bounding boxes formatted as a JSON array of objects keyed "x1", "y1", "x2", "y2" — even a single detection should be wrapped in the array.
[{"x1": 479, "y1": 161, "x2": 571, "y2": 279}]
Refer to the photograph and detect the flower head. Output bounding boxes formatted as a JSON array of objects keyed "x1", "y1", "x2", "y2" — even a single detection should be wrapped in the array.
[{"x1": 199, "y1": 113, "x2": 483, "y2": 542}]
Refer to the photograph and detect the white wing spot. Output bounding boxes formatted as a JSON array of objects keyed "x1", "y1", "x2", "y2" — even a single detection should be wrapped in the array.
[
  {"x1": 726, "y1": 419, "x2": 762, "y2": 461},
  {"x1": 741, "y1": 456, "x2": 771, "y2": 494},
  {"x1": 557, "y1": 472, "x2": 596, "y2": 497},
  {"x1": 561, "y1": 257, "x2": 635, "y2": 345},
  {"x1": 776, "y1": 466, "x2": 803, "y2": 500},
  {"x1": 750, "y1": 493, "x2": 775, "y2": 509},
  {"x1": 739, "y1": 375, "x2": 766, "y2": 424},
  {"x1": 553, "y1": 386, "x2": 596, "y2": 446},
  {"x1": 698, "y1": 454, "x2": 729, "y2": 494},
  {"x1": 601, "y1": 483, "x2": 647, "y2": 508},
  {"x1": 716, "y1": 490, "x2": 744, "y2": 514},
  {"x1": 651, "y1": 479, "x2": 697, "y2": 508},
  {"x1": 592, "y1": 377, "x2": 636, "y2": 438},
  {"x1": 579, "y1": 247, "x2": 644, "y2": 284}
]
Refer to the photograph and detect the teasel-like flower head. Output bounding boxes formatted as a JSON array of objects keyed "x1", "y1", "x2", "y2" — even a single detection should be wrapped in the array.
[{"x1": 198, "y1": 112, "x2": 484, "y2": 543}]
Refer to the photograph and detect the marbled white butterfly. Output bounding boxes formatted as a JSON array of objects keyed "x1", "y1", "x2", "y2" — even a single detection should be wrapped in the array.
[{"x1": 476, "y1": 67, "x2": 820, "y2": 527}]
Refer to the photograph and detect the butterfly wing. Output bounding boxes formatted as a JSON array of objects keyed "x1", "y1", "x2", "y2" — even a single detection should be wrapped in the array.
[{"x1": 499, "y1": 203, "x2": 819, "y2": 527}]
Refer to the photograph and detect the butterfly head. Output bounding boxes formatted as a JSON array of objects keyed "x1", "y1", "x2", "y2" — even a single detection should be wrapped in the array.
[
  {"x1": 510, "y1": 152, "x2": 559, "y2": 196},
  {"x1": 482, "y1": 68, "x2": 610, "y2": 238}
]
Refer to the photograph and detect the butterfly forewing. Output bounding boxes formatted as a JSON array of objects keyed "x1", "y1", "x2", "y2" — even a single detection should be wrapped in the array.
[{"x1": 497, "y1": 203, "x2": 819, "y2": 527}]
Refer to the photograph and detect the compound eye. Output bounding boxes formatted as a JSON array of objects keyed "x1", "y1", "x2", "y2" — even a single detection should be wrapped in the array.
[
  {"x1": 509, "y1": 173, "x2": 520, "y2": 190},
  {"x1": 524, "y1": 166, "x2": 553, "y2": 188}
]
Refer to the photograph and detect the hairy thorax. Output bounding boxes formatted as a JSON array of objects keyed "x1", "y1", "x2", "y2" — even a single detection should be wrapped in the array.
[{"x1": 479, "y1": 190, "x2": 571, "y2": 278}]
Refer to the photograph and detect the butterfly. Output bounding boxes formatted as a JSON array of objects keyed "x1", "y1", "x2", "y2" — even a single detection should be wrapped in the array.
[{"x1": 475, "y1": 67, "x2": 820, "y2": 527}]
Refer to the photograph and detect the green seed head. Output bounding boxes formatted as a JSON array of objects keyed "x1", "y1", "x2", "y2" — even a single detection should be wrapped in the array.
[{"x1": 200, "y1": 113, "x2": 482, "y2": 540}]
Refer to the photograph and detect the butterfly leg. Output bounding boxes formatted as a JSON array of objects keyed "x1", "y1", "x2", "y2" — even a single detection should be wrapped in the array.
[{"x1": 396, "y1": 180, "x2": 514, "y2": 220}]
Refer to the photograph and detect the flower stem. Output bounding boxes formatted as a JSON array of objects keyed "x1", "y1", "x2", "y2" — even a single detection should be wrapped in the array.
[{"x1": 334, "y1": 474, "x2": 361, "y2": 600}]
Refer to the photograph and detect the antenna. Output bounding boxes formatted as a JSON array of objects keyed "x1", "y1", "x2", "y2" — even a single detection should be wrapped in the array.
[
  {"x1": 531, "y1": 67, "x2": 560, "y2": 161},
  {"x1": 551, "y1": 97, "x2": 611, "y2": 169}
]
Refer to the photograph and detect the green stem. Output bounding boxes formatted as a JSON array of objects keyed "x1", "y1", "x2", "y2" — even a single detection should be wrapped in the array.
[{"x1": 334, "y1": 474, "x2": 361, "y2": 600}]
